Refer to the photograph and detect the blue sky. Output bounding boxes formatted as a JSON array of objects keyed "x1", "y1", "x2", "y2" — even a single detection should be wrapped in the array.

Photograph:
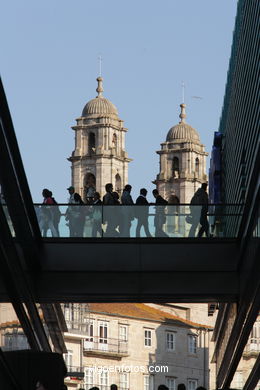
[{"x1": 1, "y1": 0, "x2": 237, "y2": 202}]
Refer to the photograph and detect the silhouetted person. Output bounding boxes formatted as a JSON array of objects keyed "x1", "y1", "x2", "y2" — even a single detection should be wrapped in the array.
[
  {"x1": 189, "y1": 183, "x2": 209, "y2": 237},
  {"x1": 41, "y1": 189, "x2": 58, "y2": 237},
  {"x1": 103, "y1": 183, "x2": 118, "y2": 236},
  {"x1": 197, "y1": 183, "x2": 209, "y2": 237},
  {"x1": 103, "y1": 183, "x2": 114, "y2": 205},
  {"x1": 152, "y1": 189, "x2": 168, "y2": 237},
  {"x1": 158, "y1": 385, "x2": 169, "y2": 390},
  {"x1": 135, "y1": 188, "x2": 152, "y2": 237},
  {"x1": 111, "y1": 385, "x2": 118, "y2": 390},
  {"x1": 168, "y1": 190, "x2": 180, "y2": 233},
  {"x1": 121, "y1": 184, "x2": 134, "y2": 237},
  {"x1": 67, "y1": 185, "x2": 80, "y2": 203},
  {"x1": 196, "y1": 387, "x2": 207, "y2": 390},
  {"x1": 177, "y1": 384, "x2": 186, "y2": 390},
  {"x1": 91, "y1": 192, "x2": 102, "y2": 237},
  {"x1": 66, "y1": 186, "x2": 82, "y2": 236},
  {"x1": 112, "y1": 191, "x2": 121, "y2": 235},
  {"x1": 49, "y1": 190, "x2": 61, "y2": 237},
  {"x1": 66, "y1": 192, "x2": 85, "y2": 237}
]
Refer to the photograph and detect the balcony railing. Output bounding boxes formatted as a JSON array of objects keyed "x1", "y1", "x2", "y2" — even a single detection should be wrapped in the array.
[
  {"x1": 65, "y1": 365, "x2": 84, "y2": 379},
  {"x1": 34, "y1": 203, "x2": 244, "y2": 238},
  {"x1": 83, "y1": 336, "x2": 128, "y2": 356}
]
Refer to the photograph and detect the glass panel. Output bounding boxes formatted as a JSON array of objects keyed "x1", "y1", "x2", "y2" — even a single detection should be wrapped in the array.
[
  {"x1": 0, "y1": 190, "x2": 15, "y2": 237},
  {"x1": 34, "y1": 204, "x2": 243, "y2": 238}
]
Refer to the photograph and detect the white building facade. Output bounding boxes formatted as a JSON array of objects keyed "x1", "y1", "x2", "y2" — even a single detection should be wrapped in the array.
[{"x1": 61, "y1": 303, "x2": 212, "y2": 390}]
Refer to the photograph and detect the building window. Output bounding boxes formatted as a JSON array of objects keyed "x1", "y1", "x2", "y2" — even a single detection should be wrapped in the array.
[
  {"x1": 188, "y1": 334, "x2": 197, "y2": 354},
  {"x1": 63, "y1": 349, "x2": 72, "y2": 370},
  {"x1": 84, "y1": 367, "x2": 94, "y2": 388},
  {"x1": 188, "y1": 379, "x2": 198, "y2": 390},
  {"x1": 115, "y1": 173, "x2": 122, "y2": 194},
  {"x1": 120, "y1": 372, "x2": 129, "y2": 389},
  {"x1": 3, "y1": 333, "x2": 28, "y2": 351},
  {"x1": 166, "y1": 377, "x2": 176, "y2": 390},
  {"x1": 195, "y1": 158, "x2": 199, "y2": 174},
  {"x1": 88, "y1": 132, "x2": 96, "y2": 154},
  {"x1": 144, "y1": 375, "x2": 154, "y2": 390},
  {"x1": 173, "y1": 157, "x2": 179, "y2": 177},
  {"x1": 64, "y1": 303, "x2": 71, "y2": 324},
  {"x1": 98, "y1": 321, "x2": 108, "y2": 344},
  {"x1": 166, "y1": 331, "x2": 176, "y2": 351},
  {"x1": 144, "y1": 329, "x2": 152, "y2": 347},
  {"x1": 85, "y1": 320, "x2": 94, "y2": 342},
  {"x1": 99, "y1": 370, "x2": 108, "y2": 390},
  {"x1": 119, "y1": 325, "x2": 128, "y2": 342}
]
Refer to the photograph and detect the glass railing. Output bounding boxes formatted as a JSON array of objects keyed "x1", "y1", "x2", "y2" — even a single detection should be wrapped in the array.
[
  {"x1": 34, "y1": 204, "x2": 243, "y2": 238},
  {"x1": 1, "y1": 203, "x2": 15, "y2": 237}
]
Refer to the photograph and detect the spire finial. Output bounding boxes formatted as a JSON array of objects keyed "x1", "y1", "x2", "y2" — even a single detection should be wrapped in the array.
[
  {"x1": 96, "y1": 76, "x2": 104, "y2": 97},
  {"x1": 179, "y1": 103, "x2": 187, "y2": 123}
]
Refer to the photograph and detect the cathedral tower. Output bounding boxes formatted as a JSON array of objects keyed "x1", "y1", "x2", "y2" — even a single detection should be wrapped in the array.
[
  {"x1": 154, "y1": 103, "x2": 208, "y2": 203},
  {"x1": 68, "y1": 77, "x2": 131, "y2": 200}
]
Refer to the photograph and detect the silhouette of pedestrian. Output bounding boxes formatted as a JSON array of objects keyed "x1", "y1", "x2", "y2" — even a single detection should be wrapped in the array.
[
  {"x1": 49, "y1": 190, "x2": 61, "y2": 237},
  {"x1": 197, "y1": 183, "x2": 209, "y2": 238},
  {"x1": 121, "y1": 184, "x2": 134, "y2": 237},
  {"x1": 103, "y1": 183, "x2": 118, "y2": 237},
  {"x1": 168, "y1": 190, "x2": 180, "y2": 234},
  {"x1": 41, "y1": 189, "x2": 58, "y2": 237},
  {"x1": 189, "y1": 183, "x2": 209, "y2": 237},
  {"x1": 158, "y1": 385, "x2": 169, "y2": 390},
  {"x1": 152, "y1": 189, "x2": 168, "y2": 237},
  {"x1": 135, "y1": 188, "x2": 152, "y2": 237},
  {"x1": 91, "y1": 192, "x2": 102, "y2": 237}
]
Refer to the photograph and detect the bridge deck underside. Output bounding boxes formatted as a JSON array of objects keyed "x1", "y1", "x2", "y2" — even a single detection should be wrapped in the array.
[{"x1": 0, "y1": 238, "x2": 239, "y2": 303}]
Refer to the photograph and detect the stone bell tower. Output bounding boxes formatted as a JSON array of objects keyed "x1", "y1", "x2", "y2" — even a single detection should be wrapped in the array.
[
  {"x1": 68, "y1": 77, "x2": 131, "y2": 200},
  {"x1": 154, "y1": 103, "x2": 208, "y2": 203}
]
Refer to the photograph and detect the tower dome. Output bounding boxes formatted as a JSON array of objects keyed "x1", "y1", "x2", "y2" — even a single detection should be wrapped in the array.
[
  {"x1": 166, "y1": 104, "x2": 200, "y2": 142},
  {"x1": 82, "y1": 77, "x2": 118, "y2": 116}
]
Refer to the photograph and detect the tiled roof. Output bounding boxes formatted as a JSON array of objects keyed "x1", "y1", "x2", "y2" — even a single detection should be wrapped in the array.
[{"x1": 88, "y1": 303, "x2": 212, "y2": 329}]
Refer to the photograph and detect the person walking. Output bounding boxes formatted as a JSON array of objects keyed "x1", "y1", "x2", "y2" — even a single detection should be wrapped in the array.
[
  {"x1": 135, "y1": 188, "x2": 152, "y2": 237},
  {"x1": 49, "y1": 190, "x2": 61, "y2": 237},
  {"x1": 121, "y1": 184, "x2": 134, "y2": 237},
  {"x1": 188, "y1": 183, "x2": 209, "y2": 237},
  {"x1": 91, "y1": 192, "x2": 103, "y2": 237},
  {"x1": 197, "y1": 183, "x2": 209, "y2": 237},
  {"x1": 168, "y1": 190, "x2": 180, "y2": 234},
  {"x1": 152, "y1": 189, "x2": 168, "y2": 237},
  {"x1": 103, "y1": 183, "x2": 118, "y2": 237},
  {"x1": 41, "y1": 189, "x2": 58, "y2": 237},
  {"x1": 65, "y1": 186, "x2": 85, "y2": 237}
]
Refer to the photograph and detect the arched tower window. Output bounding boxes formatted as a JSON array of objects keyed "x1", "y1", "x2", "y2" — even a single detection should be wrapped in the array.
[
  {"x1": 115, "y1": 174, "x2": 122, "y2": 194},
  {"x1": 88, "y1": 132, "x2": 96, "y2": 155},
  {"x1": 172, "y1": 157, "x2": 179, "y2": 178},
  {"x1": 84, "y1": 173, "x2": 96, "y2": 202},
  {"x1": 195, "y1": 158, "x2": 199, "y2": 174},
  {"x1": 112, "y1": 133, "x2": 117, "y2": 154}
]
